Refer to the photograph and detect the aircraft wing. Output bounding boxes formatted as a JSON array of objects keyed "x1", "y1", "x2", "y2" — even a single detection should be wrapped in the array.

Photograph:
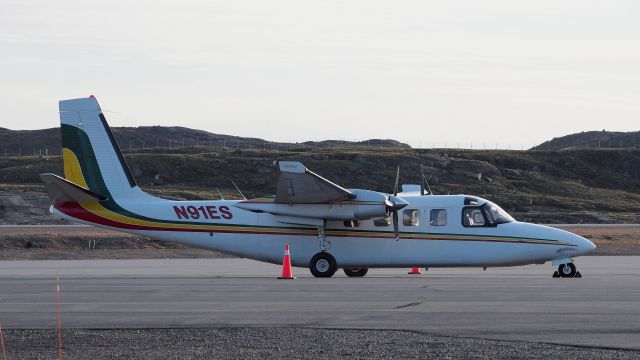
[{"x1": 275, "y1": 161, "x2": 355, "y2": 204}]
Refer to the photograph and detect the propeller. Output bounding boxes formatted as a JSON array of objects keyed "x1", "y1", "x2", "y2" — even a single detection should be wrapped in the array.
[
  {"x1": 386, "y1": 166, "x2": 407, "y2": 240},
  {"x1": 420, "y1": 165, "x2": 425, "y2": 195},
  {"x1": 392, "y1": 207, "x2": 399, "y2": 240},
  {"x1": 393, "y1": 165, "x2": 400, "y2": 196}
]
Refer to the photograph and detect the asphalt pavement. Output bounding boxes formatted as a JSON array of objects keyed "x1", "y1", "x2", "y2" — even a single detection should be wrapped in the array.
[{"x1": 0, "y1": 256, "x2": 638, "y2": 351}]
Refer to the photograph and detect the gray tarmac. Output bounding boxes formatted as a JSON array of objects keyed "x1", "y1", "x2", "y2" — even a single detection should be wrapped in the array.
[{"x1": 0, "y1": 256, "x2": 639, "y2": 354}]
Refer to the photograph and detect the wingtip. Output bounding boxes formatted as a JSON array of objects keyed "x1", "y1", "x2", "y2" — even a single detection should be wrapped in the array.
[
  {"x1": 39, "y1": 172, "x2": 59, "y2": 182},
  {"x1": 278, "y1": 161, "x2": 306, "y2": 174}
]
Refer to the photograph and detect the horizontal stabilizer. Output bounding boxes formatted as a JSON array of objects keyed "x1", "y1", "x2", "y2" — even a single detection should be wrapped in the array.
[{"x1": 40, "y1": 173, "x2": 108, "y2": 204}]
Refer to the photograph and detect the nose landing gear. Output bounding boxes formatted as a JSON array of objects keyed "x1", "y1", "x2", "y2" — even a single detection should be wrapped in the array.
[{"x1": 552, "y1": 263, "x2": 582, "y2": 278}]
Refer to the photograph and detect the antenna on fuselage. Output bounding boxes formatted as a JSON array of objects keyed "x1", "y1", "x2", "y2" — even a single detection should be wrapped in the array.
[
  {"x1": 216, "y1": 187, "x2": 225, "y2": 200},
  {"x1": 420, "y1": 165, "x2": 434, "y2": 195},
  {"x1": 231, "y1": 180, "x2": 247, "y2": 200}
]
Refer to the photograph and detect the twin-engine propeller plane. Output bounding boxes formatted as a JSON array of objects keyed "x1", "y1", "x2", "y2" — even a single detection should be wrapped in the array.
[{"x1": 41, "y1": 96, "x2": 596, "y2": 278}]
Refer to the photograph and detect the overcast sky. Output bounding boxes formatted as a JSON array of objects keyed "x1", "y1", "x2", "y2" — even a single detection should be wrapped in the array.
[{"x1": 1, "y1": 1, "x2": 638, "y2": 148}]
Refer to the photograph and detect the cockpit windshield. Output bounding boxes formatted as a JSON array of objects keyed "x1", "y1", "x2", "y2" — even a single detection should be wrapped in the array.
[{"x1": 483, "y1": 202, "x2": 515, "y2": 225}]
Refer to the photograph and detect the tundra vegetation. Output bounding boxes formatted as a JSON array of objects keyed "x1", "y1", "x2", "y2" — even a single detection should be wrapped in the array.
[{"x1": 1, "y1": 127, "x2": 639, "y2": 258}]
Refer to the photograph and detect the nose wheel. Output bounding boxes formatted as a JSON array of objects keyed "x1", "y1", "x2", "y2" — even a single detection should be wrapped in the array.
[{"x1": 553, "y1": 263, "x2": 581, "y2": 278}]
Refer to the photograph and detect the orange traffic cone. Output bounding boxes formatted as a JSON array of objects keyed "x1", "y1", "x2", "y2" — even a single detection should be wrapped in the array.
[
  {"x1": 408, "y1": 267, "x2": 422, "y2": 274},
  {"x1": 278, "y1": 244, "x2": 294, "y2": 279}
]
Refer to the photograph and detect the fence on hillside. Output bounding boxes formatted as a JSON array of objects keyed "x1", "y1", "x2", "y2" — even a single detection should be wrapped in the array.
[{"x1": 2, "y1": 135, "x2": 639, "y2": 158}]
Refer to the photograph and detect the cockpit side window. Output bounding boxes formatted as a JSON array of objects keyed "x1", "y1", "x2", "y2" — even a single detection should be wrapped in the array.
[
  {"x1": 462, "y1": 202, "x2": 515, "y2": 227},
  {"x1": 462, "y1": 207, "x2": 486, "y2": 227},
  {"x1": 484, "y1": 202, "x2": 515, "y2": 224}
]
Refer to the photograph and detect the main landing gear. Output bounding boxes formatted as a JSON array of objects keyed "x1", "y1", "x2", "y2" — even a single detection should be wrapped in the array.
[
  {"x1": 343, "y1": 268, "x2": 368, "y2": 277},
  {"x1": 309, "y1": 252, "x2": 338, "y2": 278},
  {"x1": 308, "y1": 253, "x2": 369, "y2": 278},
  {"x1": 310, "y1": 223, "x2": 339, "y2": 278},
  {"x1": 553, "y1": 263, "x2": 582, "y2": 278},
  {"x1": 310, "y1": 223, "x2": 369, "y2": 278}
]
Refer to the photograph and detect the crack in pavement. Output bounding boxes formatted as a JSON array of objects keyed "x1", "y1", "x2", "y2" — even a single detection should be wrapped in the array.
[{"x1": 393, "y1": 297, "x2": 426, "y2": 309}]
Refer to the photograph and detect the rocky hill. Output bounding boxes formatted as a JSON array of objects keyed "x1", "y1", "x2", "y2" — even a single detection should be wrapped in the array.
[
  {"x1": 0, "y1": 126, "x2": 408, "y2": 157},
  {"x1": 1, "y1": 145, "x2": 640, "y2": 224},
  {"x1": 532, "y1": 130, "x2": 640, "y2": 151}
]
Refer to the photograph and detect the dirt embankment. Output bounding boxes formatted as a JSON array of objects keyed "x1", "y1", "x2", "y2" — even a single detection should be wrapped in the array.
[
  {"x1": 0, "y1": 189, "x2": 61, "y2": 225},
  {"x1": 0, "y1": 226, "x2": 231, "y2": 260}
]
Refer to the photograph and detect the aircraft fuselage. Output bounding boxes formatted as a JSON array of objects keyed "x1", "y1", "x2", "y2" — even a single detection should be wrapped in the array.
[{"x1": 52, "y1": 193, "x2": 595, "y2": 268}]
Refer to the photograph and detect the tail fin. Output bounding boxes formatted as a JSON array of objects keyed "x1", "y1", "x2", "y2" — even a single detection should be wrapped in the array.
[{"x1": 59, "y1": 96, "x2": 139, "y2": 199}]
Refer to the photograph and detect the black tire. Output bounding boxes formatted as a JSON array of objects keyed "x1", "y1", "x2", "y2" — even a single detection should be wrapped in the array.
[
  {"x1": 309, "y1": 252, "x2": 338, "y2": 278},
  {"x1": 558, "y1": 263, "x2": 577, "y2": 278},
  {"x1": 343, "y1": 268, "x2": 368, "y2": 277}
]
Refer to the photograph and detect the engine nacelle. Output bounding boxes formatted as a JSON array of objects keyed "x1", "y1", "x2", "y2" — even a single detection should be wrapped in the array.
[{"x1": 350, "y1": 189, "x2": 389, "y2": 220}]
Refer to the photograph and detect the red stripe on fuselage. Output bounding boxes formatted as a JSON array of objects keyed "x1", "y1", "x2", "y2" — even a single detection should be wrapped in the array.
[{"x1": 54, "y1": 202, "x2": 303, "y2": 236}]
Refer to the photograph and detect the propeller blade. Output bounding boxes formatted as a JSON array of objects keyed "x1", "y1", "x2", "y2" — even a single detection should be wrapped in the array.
[
  {"x1": 393, "y1": 166, "x2": 400, "y2": 196},
  {"x1": 393, "y1": 210, "x2": 399, "y2": 240},
  {"x1": 420, "y1": 165, "x2": 425, "y2": 195}
]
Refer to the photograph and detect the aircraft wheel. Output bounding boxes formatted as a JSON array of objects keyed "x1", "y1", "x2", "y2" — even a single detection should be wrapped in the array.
[
  {"x1": 309, "y1": 252, "x2": 338, "y2": 278},
  {"x1": 343, "y1": 268, "x2": 368, "y2": 277},
  {"x1": 558, "y1": 263, "x2": 577, "y2": 278}
]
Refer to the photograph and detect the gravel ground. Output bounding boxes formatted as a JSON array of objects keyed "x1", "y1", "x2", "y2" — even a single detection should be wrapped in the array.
[{"x1": 1, "y1": 328, "x2": 638, "y2": 360}]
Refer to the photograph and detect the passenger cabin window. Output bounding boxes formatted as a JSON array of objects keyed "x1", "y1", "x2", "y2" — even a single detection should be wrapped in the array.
[
  {"x1": 344, "y1": 220, "x2": 360, "y2": 228},
  {"x1": 374, "y1": 217, "x2": 391, "y2": 226},
  {"x1": 429, "y1": 209, "x2": 447, "y2": 226},
  {"x1": 462, "y1": 207, "x2": 485, "y2": 227},
  {"x1": 403, "y1": 209, "x2": 420, "y2": 226}
]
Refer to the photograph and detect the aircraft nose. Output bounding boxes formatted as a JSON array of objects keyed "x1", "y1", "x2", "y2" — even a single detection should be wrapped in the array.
[{"x1": 575, "y1": 234, "x2": 596, "y2": 255}]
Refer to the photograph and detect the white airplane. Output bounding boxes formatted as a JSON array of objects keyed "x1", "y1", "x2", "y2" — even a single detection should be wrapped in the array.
[{"x1": 41, "y1": 96, "x2": 596, "y2": 278}]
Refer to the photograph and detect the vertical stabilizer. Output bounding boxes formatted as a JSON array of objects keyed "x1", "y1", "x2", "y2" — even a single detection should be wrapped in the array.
[{"x1": 59, "y1": 96, "x2": 139, "y2": 199}]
